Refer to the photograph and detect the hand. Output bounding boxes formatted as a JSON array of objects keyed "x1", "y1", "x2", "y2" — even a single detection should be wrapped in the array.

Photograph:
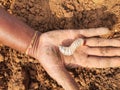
[
  {"x1": 0, "y1": 7, "x2": 119, "y2": 90},
  {"x1": 29, "y1": 28, "x2": 120, "y2": 90}
]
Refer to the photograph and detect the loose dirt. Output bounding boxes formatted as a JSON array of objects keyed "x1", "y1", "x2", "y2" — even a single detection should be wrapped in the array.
[{"x1": 0, "y1": 0, "x2": 120, "y2": 90}]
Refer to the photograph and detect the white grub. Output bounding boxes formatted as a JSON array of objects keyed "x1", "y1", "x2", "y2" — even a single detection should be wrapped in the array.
[{"x1": 59, "y1": 38, "x2": 84, "y2": 56}]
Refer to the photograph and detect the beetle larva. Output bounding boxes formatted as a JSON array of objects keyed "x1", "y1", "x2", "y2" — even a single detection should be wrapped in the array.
[{"x1": 59, "y1": 38, "x2": 84, "y2": 56}]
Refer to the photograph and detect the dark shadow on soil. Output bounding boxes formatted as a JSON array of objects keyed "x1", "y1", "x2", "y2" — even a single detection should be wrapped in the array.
[
  {"x1": 47, "y1": 6, "x2": 118, "y2": 31},
  {"x1": 8, "y1": 0, "x2": 118, "y2": 32}
]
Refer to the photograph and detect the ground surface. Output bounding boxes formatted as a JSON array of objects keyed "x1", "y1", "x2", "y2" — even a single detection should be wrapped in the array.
[{"x1": 0, "y1": 0, "x2": 120, "y2": 90}]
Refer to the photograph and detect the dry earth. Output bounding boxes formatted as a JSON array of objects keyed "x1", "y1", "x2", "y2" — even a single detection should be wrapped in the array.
[{"x1": 0, "y1": 0, "x2": 120, "y2": 90}]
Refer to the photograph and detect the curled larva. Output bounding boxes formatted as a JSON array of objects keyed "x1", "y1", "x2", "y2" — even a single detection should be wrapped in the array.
[{"x1": 59, "y1": 38, "x2": 84, "y2": 56}]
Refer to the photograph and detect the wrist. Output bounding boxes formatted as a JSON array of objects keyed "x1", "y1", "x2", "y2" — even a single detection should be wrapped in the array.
[
  {"x1": 25, "y1": 31, "x2": 41, "y2": 58},
  {"x1": 0, "y1": 7, "x2": 36, "y2": 53}
]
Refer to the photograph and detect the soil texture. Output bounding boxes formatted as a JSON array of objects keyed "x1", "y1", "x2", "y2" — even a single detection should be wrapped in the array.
[{"x1": 0, "y1": 0, "x2": 120, "y2": 90}]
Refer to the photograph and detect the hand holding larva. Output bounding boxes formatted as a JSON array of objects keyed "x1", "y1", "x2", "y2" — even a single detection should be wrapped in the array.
[{"x1": 59, "y1": 38, "x2": 84, "y2": 56}]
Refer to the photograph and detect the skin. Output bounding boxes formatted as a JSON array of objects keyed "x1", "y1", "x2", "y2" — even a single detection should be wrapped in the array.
[
  {"x1": 33, "y1": 28, "x2": 120, "y2": 90},
  {"x1": 0, "y1": 7, "x2": 120, "y2": 90}
]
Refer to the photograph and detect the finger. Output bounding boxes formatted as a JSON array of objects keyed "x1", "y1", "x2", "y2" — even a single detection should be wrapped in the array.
[
  {"x1": 84, "y1": 56, "x2": 120, "y2": 68},
  {"x1": 78, "y1": 27, "x2": 109, "y2": 37},
  {"x1": 85, "y1": 47, "x2": 120, "y2": 56},
  {"x1": 86, "y1": 38, "x2": 120, "y2": 47}
]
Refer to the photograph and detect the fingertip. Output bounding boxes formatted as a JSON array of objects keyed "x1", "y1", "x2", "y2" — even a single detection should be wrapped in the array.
[{"x1": 96, "y1": 27, "x2": 110, "y2": 35}]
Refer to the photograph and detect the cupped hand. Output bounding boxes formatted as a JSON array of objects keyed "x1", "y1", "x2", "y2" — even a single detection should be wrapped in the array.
[{"x1": 33, "y1": 28, "x2": 120, "y2": 90}]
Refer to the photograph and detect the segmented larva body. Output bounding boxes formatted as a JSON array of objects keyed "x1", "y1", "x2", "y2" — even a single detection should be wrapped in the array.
[{"x1": 59, "y1": 38, "x2": 84, "y2": 56}]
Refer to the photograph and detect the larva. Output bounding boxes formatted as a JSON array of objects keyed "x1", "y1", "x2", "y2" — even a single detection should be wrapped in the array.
[{"x1": 59, "y1": 38, "x2": 84, "y2": 56}]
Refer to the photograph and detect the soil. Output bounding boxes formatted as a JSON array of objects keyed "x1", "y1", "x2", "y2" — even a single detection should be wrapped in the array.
[{"x1": 0, "y1": 0, "x2": 120, "y2": 90}]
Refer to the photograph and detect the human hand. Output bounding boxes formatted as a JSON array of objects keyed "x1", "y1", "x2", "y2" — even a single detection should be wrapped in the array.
[
  {"x1": 0, "y1": 6, "x2": 119, "y2": 90},
  {"x1": 28, "y1": 28, "x2": 120, "y2": 90}
]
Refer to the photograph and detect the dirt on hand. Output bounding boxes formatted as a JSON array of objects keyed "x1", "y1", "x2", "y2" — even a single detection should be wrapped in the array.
[{"x1": 0, "y1": 0, "x2": 120, "y2": 90}]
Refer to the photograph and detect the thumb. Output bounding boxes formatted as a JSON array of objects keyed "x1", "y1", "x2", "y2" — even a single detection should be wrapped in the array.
[
  {"x1": 46, "y1": 65, "x2": 79, "y2": 90},
  {"x1": 39, "y1": 46, "x2": 79, "y2": 90}
]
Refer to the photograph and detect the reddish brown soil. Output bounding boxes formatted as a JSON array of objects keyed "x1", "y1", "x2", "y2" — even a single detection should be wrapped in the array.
[{"x1": 0, "y1": 0, "x2": 120, "y2": 90}]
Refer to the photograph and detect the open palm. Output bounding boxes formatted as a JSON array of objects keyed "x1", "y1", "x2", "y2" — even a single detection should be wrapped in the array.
[{"x1": 34, "y1": 28, "x2": 120, "y2": 90}]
